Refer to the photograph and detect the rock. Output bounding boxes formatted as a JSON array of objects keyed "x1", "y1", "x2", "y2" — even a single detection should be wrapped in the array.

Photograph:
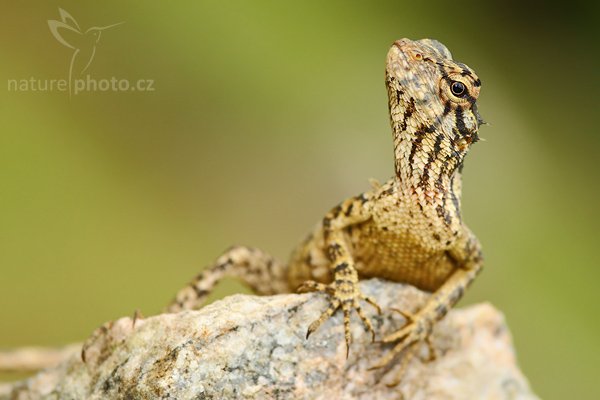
[{"x1": 2, "y1": 279, "x2": 538, "y2": 399}]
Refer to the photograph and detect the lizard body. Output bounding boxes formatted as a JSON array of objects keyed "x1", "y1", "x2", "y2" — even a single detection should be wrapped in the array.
[{"x1": 168, "y1": 38, "x2": 484, "y2": 381}]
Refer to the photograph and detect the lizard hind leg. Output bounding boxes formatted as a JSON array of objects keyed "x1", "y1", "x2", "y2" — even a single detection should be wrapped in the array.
[{"x1": 166, "y1": 246, "x2": 289, "y2": 313}]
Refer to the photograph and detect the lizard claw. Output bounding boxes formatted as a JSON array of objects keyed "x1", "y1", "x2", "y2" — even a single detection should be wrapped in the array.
[
  {"x1": 300, "y1": 279, "x2": 381, "y2": 355},
  {"x1": 369, "y1": 311, "x2": 434, "y2": 385},
  {"x1": 297, "y1": 280, "x2": 331, "y2": 295},
  {"x1": 389, "y1": 307, "x2": 415, "y2": 322},
  {"x1": 132, "y1": 309, "x2": 144, "y2": 328}
]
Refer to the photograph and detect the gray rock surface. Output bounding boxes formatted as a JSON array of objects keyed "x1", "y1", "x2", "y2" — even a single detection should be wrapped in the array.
[{"x1": 2, "y1": 279, "x2": 538, "y2": 399}]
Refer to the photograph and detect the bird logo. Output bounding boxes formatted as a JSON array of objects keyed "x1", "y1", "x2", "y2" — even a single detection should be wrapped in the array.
[{"x1": 48, "y1": 8, "x2": 123, "y2": 96}]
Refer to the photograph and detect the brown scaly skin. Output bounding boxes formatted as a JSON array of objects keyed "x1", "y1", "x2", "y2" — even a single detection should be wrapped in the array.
[{"x1": 167, "y1": 38, "x2": 485, "y2": 383}]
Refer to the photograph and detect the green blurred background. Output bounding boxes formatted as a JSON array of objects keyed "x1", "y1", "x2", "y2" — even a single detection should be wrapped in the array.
[{"x1": 1, "y1": 1, "x2": 598, "y2": 398}]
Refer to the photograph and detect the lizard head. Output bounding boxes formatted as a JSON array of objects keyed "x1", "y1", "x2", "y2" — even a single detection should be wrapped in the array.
[{"x1": 385, "y1": 38, "x2": 483, "y2": 183}]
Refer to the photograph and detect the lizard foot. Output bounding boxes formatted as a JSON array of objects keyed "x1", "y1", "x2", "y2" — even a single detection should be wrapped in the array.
[
  {"x1": 298, "y1": 280, "x2": 381, "y2": 358},
  {"x1": 369, "y1": 310, "x2": 436, "y2": 386}
]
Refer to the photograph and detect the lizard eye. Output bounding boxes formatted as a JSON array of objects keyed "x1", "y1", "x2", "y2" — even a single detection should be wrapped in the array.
[
  {"x1": 440, "y1": 74, "x2": 479, "y2": 106},
  {"x1": 450, "y1": 81, "x2": 466, "y2": 97}
]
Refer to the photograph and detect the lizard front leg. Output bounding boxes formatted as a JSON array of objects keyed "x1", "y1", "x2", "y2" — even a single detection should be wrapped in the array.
[
  {"x1": 298, "y1": 197, "x2": 381, "y2": 357},
  {"x1": 373, "y1": 231, "x2": 483, "y2": 385}
]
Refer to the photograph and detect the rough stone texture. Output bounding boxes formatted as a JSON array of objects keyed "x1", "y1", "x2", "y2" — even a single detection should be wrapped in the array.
[{"x1": 2, "y1": 279, "x2": 538, "y2": 399}]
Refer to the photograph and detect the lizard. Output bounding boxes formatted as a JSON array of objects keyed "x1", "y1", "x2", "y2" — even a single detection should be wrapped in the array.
[{"x1": 167, "y1": 38, "x2": 485, "y2": 382}]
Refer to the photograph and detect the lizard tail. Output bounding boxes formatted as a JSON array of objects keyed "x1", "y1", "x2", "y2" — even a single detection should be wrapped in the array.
[{"x1": 166, "y1": 245, "x2": 289, "y2": 313}]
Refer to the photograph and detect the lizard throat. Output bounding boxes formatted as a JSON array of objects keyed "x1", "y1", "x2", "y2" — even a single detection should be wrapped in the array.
[{"x1": 391, "y1": 114, "x2": 471, "y2": 226}]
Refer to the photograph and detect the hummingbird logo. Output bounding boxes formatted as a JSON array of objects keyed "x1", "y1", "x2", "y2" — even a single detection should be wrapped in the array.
[{"x1": 48, "y1": 8, "x2": 123, "y2": 96}]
